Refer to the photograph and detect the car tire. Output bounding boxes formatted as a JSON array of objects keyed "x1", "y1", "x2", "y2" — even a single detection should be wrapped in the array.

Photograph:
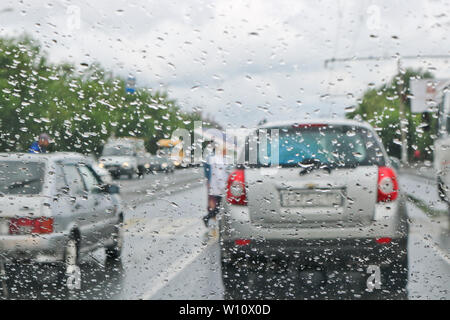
[
  {"x1": 438, "y1": 178, "x2": 448, "y2": 203},
  {"x1": 387, "y1": 254, "x2": 408, "y2": 293},
  {"x1": 106, "y1": 220, "x2": 124, "y2": 261},
  {"x1": 220, "y1": 244, "x2": 251, "y2": 299},
  {"x1": 58, "y1": 237, "x2": 81, "y2": 295},
  {"x1": 221, "y1": 261, "x2": 239, "y2": 300}
]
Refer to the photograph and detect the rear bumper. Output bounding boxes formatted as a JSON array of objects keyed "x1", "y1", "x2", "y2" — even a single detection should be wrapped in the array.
[
  {"x1": 220, "y1": 237, "x2": 408, "y2": 269},
  {"x1": 0, "y1": 233, "x2": 67, "y2": 264}
]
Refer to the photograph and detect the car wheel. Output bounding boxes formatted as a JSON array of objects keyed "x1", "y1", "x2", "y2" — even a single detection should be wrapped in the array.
[
  {"x1": 106, "y1": 220, "x2": 124, "y2": 261},
  {"x1": 59, "y1": 237, "x2": 81, "y2": 295},
  {"x1": 438, "y1": 178, "x2": 448, "y2": 203},
  {"x1": 220, "y1": 244, "x2": 252, "y2": 299},
  {"x1": 386, "y1": 254, "x2": 409, "y2": 293},
  {"x1": 221, "y1": 260, "x2": 239, "y2": 300}
]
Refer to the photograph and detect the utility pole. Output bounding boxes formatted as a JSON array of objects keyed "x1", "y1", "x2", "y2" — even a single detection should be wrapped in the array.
[
  {"x1": 325, "y1": 54, "x2": 450, "y2": 165},
  {"x1": 396, "y1": 58, "x2": 408, "y2": 164}
]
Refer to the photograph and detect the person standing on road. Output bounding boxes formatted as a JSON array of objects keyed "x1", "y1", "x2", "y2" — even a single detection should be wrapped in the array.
[
  {"x1": 28, "y1": 133, "x2": 50, "y2": 154},
  {"x1": 203, "y1": 144, "x2": 213, "y2": 217},
  {"x1": 203, "y1": 143, "x2": 229, "y2": 228}
]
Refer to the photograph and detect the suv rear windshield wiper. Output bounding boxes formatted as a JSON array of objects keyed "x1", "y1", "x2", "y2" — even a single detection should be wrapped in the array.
[{"x1": 298, "y1": 158, "x2": 336, "y2": 175}]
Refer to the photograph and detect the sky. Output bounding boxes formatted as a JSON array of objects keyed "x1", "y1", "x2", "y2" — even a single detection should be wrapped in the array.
[{"x1": 1, "y1": 0, "x2": 450, "y2": 129}]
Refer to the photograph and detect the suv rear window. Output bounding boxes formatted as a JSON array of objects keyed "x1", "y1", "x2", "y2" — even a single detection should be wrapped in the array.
[
  {"x1": 245, "y1": 125, "x2": 386, "y2": 168},
  {"x1": 102, "y1": 145, "x2": 134, "y2": 156},
  {"x1": 0, "y1": 161, "x2": 45, "y2": 195}
]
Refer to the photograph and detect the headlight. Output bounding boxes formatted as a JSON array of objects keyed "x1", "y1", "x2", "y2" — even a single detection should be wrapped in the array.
[
  {"x1": 174, "y1": 161, "x2": 180, "y2": 166},
  {"x1": 98, "y1": 162, "x2": 105, "y2": 168},
  {"x1": 122, "y1": 162, "x2": 130, "y2": 168},
  {"x1": 144, "y1": 163, "x2": 150, "y2": 169},
  {"x1": 161, "y1": 162, "x2": 168, "y2": 168}
]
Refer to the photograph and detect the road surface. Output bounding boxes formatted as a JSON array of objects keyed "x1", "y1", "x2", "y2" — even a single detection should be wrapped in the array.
[{"x1": 2, "y1": 168, "x2": 449, "y2": 300}]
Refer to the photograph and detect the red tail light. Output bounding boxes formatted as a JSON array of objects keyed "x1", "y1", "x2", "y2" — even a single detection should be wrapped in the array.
[
  {"x1": 235, "y1": 239, "x2": 251, "y2": 246},
  {"x1": 377, "y1": 166, "x2": 399, "y2": 202},
  {"x1": 226, "y1": 169, "x2": 247, "y2": 206},
  {"x1": 375, "y1": 237, "x2": 392, "y2": 244},
  {"x1": 9, "y1": 217, "x2": 54, "y2": 235}
]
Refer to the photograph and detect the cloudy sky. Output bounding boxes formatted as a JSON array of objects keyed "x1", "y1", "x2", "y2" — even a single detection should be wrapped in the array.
[{"x1": 1, "y1": 0, "x2": 450, "y2": 128}]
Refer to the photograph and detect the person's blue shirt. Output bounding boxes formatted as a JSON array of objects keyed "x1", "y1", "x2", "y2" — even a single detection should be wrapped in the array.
[{"x1": 28, "y1": 141, "x2": 46, "y2": 153}]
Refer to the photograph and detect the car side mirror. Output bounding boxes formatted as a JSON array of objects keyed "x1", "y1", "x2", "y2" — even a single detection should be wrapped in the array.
[{"x1": 103, "y1": 184, "x2": 120, "y2": 194}]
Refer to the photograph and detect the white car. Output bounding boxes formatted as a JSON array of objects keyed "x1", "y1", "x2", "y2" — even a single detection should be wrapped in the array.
[
  {"x1": 0, "y1": 152, "x2": 124, "y2": 288},
  {"x1": 219, "y1": 119, "x2": 409, "y2": 299}
]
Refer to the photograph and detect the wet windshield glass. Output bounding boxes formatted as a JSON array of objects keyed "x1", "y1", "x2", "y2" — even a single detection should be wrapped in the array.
[
  {"x1": 0, "y1": 161, "x2": 45, "y2": 195},
  {"x1": 1, "y1": 0, "x2": 450, "y2": 304}
]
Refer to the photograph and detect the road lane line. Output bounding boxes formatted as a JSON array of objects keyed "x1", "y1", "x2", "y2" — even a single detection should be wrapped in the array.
[
  {"x1": 155, "y1": 218, "x2": 200, "y2": 237},
  {"x1": 140, "y1": 229, "x2": 217, "y2": 300}
]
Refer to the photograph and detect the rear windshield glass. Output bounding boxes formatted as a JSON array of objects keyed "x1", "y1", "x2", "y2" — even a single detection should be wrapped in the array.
[
  {"x1": 0, "y1": 161, "x2": 45, "y2": 195},
  {"x1": 102, "y1": 145, "x2": 134, "y2": 156},
  {"x1": 247, "y1": 125, "x2": 385, "y2": 168}
]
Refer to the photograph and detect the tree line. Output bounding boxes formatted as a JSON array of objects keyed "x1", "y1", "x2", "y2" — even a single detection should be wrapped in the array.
[{"x1": 0, "y1": 35, "x2": 211, "y2": 156}]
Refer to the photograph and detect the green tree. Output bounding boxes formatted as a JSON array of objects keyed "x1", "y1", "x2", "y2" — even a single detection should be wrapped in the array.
[
  {"x1": 347, "y1": 68, "x2": 435, "y2": 160},
  {"x1": 0, "y1": 35, "x2": 209, "y2": 156}
]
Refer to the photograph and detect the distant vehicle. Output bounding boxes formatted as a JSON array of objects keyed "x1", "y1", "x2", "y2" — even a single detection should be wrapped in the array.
[
  {"x1": 157, "y1": 139, "x2": 189, "y2": 168},
  {"x1": 148, "y1": 154, "x2": 175, "y2": 173},
  {"x1": 87, "y1": 155, "x2": 114, "y2": 184},
  {"x1": 219, "y1": 119, "x2": 409, "y2": 299},
  {"x1": 435, "y1": 93, "x2": 450, "y2": 209},
  {"x1": 0, "y1": 153, "x2": 123, "y2": 289},
  {"x1": 99, "y1": 137, "x2": 151, "y2": 179}
]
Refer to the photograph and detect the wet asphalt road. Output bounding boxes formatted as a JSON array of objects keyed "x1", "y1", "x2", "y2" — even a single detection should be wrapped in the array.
[{"x1": 2, "y1": 168, "x2": 449, "y2": 300}]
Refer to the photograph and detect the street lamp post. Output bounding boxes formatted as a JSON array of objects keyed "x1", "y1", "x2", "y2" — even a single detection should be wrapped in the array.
[{"x1": 396, "y1": 58, "x2": 408, "y2": 165}]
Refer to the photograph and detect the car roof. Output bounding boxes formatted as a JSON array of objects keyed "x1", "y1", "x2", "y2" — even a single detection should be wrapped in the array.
[
  {"x1": 0, "y1": 152, "x2": 87, "y2": 163},
  {"x1": 257, "y1": 118, "x2": 374, "y2": 131}
]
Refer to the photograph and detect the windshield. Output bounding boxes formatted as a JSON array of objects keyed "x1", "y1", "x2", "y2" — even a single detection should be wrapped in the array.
[
  {"x1": 2, "y1": 0, "x2": 450, "y2": 303},
  {"x1": 252, "y1": 125, "x2": 385, "y2": 168},
  {"x1": 102, "y1": 145, "x2": 134, "y2": 156},
  {"x1": 0, "y1": 161, "x2": 45, "y2": 195}
]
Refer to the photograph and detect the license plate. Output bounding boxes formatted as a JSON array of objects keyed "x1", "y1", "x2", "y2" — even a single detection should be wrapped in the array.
[{"x1": 280, "y1": 190, "x2": 343, "y2": 208}]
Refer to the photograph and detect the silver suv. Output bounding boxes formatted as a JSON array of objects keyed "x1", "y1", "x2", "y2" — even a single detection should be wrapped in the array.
[
  {"x1": 219, "y1": 119, "x2": 409, "y2": 299},
  {"x1": 0, "y1": 153, "x2": 124, "y2": 289}
]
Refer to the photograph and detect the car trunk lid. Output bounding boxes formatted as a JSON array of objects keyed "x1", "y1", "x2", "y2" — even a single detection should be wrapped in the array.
[{"x1": 246, "y1": 165, "x2": 378, "y2": 228}]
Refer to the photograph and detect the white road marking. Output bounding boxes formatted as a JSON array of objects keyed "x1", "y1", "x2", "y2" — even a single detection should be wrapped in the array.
[
  {"x1": 125, "y1": 217, "x2": 201, "y2": 237},
  {"x1": 140, "y1": 225, "x2": 217, "y2": 300}
]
